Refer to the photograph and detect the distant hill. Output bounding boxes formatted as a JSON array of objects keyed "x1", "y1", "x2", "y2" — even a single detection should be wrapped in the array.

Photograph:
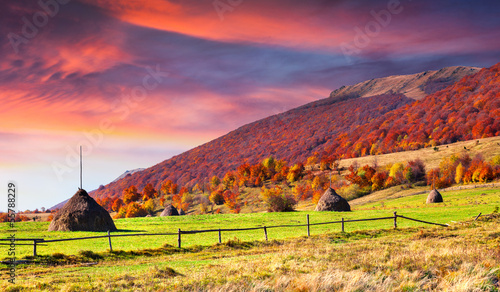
[
  {"x1": 111, "y1": 168, "x2": 145, "y2": 183},
  {"x1": 90, "y1": 64, "x2": 499, "y2": 199},
  {"x1": 329, "y1": 66, "x2": 480, "y2": 101}
]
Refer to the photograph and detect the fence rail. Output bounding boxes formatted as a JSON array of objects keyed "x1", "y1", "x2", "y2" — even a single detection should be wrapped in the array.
[{"x1": 1, "y1": 212, "x2": 457, "y2": 257}]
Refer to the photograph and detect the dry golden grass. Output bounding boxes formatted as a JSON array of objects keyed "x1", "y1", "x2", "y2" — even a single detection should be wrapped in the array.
[
  {"x1": 3, "y1": 215, "x2": 499, "y2": 291},
  {"x1": 339, "y1": 136, "x2": 500, "y2": 171}
]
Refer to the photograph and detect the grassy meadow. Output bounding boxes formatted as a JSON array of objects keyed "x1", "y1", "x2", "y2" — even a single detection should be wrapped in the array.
[
  {"x1": 1, "y1": 187, "x2": 498, "y2": 258},
  {"x1": 1, "y1": 186, "x2": 500, "y2": 291}
]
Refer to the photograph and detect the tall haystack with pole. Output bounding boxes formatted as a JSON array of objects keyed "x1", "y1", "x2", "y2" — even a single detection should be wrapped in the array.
[
  {"x1": 48, "y1": 146, "x2": 117, "y2": 231},
  {"x1": 48, "y1": 188, "x2": 117, "y2": 231},
  {"x1": 315, "y1": 188, "x2": 351, "y2": 212}
]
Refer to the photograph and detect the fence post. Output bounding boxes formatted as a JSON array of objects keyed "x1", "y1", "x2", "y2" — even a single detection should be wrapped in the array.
[
  {"x1": 393, "y1": 212, "x2": 397, "y2": 229},
  {"x1": 307, "y1": 214, "x2": 310, "y2": 237},
  {"x1": 107, "y1": 230, "x2": 113, "y2": 252},
  {"x1": 218, "y1": 228, "x2": 222, "y2": 244},
  {"x1": 341, "y1": 218, "x2": 345, "y2": 233},
  {"x1": 178, "y1": 229, "x2": 182, "y2": 248},
  {"x1": 33, "y1": 239, "x2": 37, "y2": 257},
  {"x1": 264, "y1": 226, "x2": 268, "y2": 241}
]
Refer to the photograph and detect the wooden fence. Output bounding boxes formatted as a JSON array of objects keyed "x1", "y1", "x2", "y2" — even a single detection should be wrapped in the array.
[{"x1": 0, "y1": 212, "x2": 458, "y2": 257}]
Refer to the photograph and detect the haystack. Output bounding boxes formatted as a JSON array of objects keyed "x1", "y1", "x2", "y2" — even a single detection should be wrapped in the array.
[
  {"x1": 179, "y1": 209, "x2": 186, "y2": 215},
  {"x1": 48, "y1": 189, "x2": 117, "y2": 232},
  {"x1": 160, "y1": 204, "x2": 179, "y2": 216},
  {"x1": 315, "y1": 188, "x2": 351, "y2": 211},
  {"x1": 426, "y1": 189, "x2": 443, "y2": 204}
]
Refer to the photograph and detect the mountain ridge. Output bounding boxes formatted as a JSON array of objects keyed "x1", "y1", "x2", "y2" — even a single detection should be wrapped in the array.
[
  {"x1": 329, "y1": 66, "x2": 480, "y2": 100},
  {"x1": 89, "y1": 64, "x2": 499, "y2": 200}
]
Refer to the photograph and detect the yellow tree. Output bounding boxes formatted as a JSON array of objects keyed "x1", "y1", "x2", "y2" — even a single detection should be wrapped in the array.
[
  {"x1": 389, "y1": 163, "x2": 405, "y2": 183},
  {"x1": 211, "y1": 176, "x2": 221, "y2": 189},
  {"x1": 144, "y1": 199, "x2": 156, "y2": 215},
  {"x1": 455, "y1": 163, "x2": 464, "y2": 184}
]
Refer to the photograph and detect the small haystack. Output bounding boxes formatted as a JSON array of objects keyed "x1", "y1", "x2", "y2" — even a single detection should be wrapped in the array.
[
  {"x1": 315, "y1": 188, "x2": 351, "y2": 212},
  {"x1": 426, "y1": 189, "x2": 443, "y2": 204},
  {"x1": 48, "y1": 189, "x2": 117, "y2": 232},
  {"x1": 179, "y1": 209, "x2": 186, "y2": 215},
  {"x1": 160, "y1": 204, "x2": 179, "y2": 216}
]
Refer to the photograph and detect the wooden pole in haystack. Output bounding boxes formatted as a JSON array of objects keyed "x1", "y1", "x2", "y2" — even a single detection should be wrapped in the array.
[{"x1": 80, "y1": 145, "x2": 83, "y2": 189}]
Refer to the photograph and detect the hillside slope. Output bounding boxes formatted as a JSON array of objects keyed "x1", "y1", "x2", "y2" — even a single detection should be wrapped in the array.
[
  {"x1": 90, "y1": 64, "x2": 499, "y2": 199},
  {"x1": 327, "y1": 64, "x2": 500, "y2": 158}
]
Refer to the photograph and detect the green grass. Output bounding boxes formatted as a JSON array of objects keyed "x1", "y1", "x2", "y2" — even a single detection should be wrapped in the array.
[
  {"x1": 2, "y1": 216, "x2": 500, "y2": 291},
  {"x1": 2, "y1": 187, "x2": 499, "y2": 258}
]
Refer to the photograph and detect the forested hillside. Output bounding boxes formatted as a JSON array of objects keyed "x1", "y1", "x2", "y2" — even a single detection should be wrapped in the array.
[{"x1": 90, "y1": 64, "x2": 500, "y2": 199}]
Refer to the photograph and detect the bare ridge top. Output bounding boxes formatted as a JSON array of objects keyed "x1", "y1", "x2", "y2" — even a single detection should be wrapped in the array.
[{"x1": 330, "y1": 66, "x2": 481, "y2": 101}]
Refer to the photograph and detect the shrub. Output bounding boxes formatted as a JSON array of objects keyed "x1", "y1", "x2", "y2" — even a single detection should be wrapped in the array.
[
  {"x1": 371, "y1": 171, "x2": 388, "y2": 191},
  {"x1": 407, "y1": 159, "x2": 426, "y2": 182},
  {"x1": 209, "y1": 188, "x2": 225, "y2": 205},
  {"x1": 223, "y1": 190, "x2": 241, "y2": 214},
  {"x1": 125, "y1": 202, "x2": 147, "y2": 218},
  {"x1": 114, "y1": 206, "x2": 127, "y2": 219},
  {"x1": 261, "y1": 186, "x2": 297, "y2": 212},
  {"x1": 293, "y1": 182, "x2": 313, "y2": 201},
  {"x1": 312, "y1": 190, "x2": 323, "y2": 205},
  {"x1": 338, "y1": 184, "x2": 371, "y2": 201},
  {"x1": 78, "y1": 250, "x2": 102, "y2": 260},
  {"x1": 491, "y1": 155, "x2": 500, "y2": 166},
  {"x1": 199, "y1": 202, "x2": 209, "y2": 214},
  {"x1": 384, "y1": 176, "x2": 397, "y2": 188}
]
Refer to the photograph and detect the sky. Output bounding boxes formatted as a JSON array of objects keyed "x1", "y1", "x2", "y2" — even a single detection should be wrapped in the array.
[{"x1": 1, "y1": 0, "x2": 500, "y2": 211}]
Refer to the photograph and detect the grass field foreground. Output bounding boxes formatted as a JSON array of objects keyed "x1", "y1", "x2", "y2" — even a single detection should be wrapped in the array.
[
  {"x1": 1, "y1": 214, "x2": 500, "y2": 291},
  {"x1": 1, "y1": 187, "x2": 500, "y2": 291},
  {"x1": 1, "y1": 188, "x2": 499, "y2": 258}
]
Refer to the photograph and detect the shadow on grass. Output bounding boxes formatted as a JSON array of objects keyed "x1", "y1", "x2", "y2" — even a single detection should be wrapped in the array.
[{"x1": 113, "y1": 229, "x2": 147, "y2": 233}]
